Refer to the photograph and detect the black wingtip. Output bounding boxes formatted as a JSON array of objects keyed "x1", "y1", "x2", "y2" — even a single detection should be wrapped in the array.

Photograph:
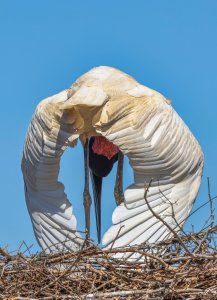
[{"x1": 90, "y1": 171, "x2": 102, "y2": 244}]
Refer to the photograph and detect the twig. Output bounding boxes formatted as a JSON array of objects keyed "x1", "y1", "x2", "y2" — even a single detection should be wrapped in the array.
[
  {"x1": 1, "y1": 179, "x2": 217, "y2": 299},
  {"x1": 144, "y1": 179, "x2": 194, "y2": 257},
  {"x1": 208, "y1": 177, "x2": 214, "y2": 228},
  {"x1": 110, "y1": 224, "x2": 125, "y2": 250},
  {"x1": 83, "y1": 287, "x2": 165, "y2": 298}
]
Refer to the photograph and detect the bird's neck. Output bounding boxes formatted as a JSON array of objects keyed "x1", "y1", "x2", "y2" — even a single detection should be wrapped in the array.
[{"x1": 92, "y1": 136, "x2": 119, "y2": 159}]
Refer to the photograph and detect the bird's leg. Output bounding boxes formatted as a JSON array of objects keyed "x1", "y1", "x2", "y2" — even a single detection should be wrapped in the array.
[
  {"x1": 114, "y1": 151, "x2": 124, "y2": 206},
  {"x1": 83, "y1": 138, "x2": 92, "y2": 245}
]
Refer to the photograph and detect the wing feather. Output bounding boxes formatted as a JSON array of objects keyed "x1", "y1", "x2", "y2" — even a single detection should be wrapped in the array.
[
  {"x1": 22, "y1": 90, "x2": 83, "y2": 253},
  {"x1": 95, "y1": 89, "x2": 203, "y2": 252},
  {"x1": 22, "y1": 67, "x2": 204, "y2": 257}
]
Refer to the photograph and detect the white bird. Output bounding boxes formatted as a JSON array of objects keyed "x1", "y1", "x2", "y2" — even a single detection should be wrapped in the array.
[{"x1": 21, "y1": 66, "x2": 204, "y2": 254}]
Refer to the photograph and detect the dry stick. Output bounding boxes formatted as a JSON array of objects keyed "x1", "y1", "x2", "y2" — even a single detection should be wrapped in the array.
[
  {"x1": 66, "y1": 244, "x2": 169, "y2": 268},
  {"x1": 100, "y1": 253, "x2": 132, "y2": 283},
  {"x1": 92, "y1": 247, "x2": 171, "y2": 269},
  {"x1": 82, "y1": 287, "x2": 165, "y2": 299},
  {"x1": 157, "y1": 180, "x2": 188, "y2": 238},
  {"x1": 47, "y1": 244, "x2": 94, "y2": 264},
  {"x1": 208, "y1": 177, "x2": 214, "y2": 228},
  {"x1": 43, "y1": 263, "x2": 76, "y2": 296},
  {"x1": 18, "y1": 241, "x2": 34, "y2": 256},
  {"x1": 159, "y1": 189, "x2": 187, "y2": 237},
  {"x1": 196, "y1": 178, "x2": 215, "y2": 237},
  {"x1": 1, "y1": 221, "x2": 217, "y2": 298},
  {"x1": 144, "y1": 179, "x2": 194, "y2": 257},
  {"x1": 13, "y1": 297, "x2": 78, "y2": 300},
  {"x1": 183, "y1": 196, "x2": 217, "y2": 221},
  {"x1": 0, "y1": 248, "x2": 11, "y2": 261},
  {"x1": 163, "y1": 253, "x2": 217, "y2": 263},
  {"x1": 93, "y1": 277, "x2": 124, "y2": 293},
  {"x1": 159, "y1": 225, "x2": 217, "y2": 245},
  {"x1": 110, "y1": 224, "x2": 125, "y2": 250},
  {"x1": 33, "y1": 240, "x2": 87, "y2": 297},
  {"x1": 200, "y1": 217, "x2": 213, "y2": 232},
  {"x1": 194, "y1": 227, "x2": 213, "y2": 253}
]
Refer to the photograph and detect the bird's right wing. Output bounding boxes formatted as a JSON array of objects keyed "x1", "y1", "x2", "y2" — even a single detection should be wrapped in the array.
[
  {"x1": 22, "y1": 90, "x2": 84, "y2": 253},
  {"x1": 22, "y1": 75, "x2": 110, "y2": 253},
  {"x1": 94, "y1": 86, "x2": 203, "y2": 256},
  {"x1": 22, "y1": 76, "x2": 107, "y2": 253}
]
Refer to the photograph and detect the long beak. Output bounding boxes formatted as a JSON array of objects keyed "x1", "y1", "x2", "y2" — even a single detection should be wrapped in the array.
[{"x1": 90, "y1": 171, "x2": 102, "y2": 243}]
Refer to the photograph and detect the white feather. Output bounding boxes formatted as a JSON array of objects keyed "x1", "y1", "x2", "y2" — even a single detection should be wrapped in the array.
[{"x1": 22, "y1": 66, "x2": 204, "y2": 255}]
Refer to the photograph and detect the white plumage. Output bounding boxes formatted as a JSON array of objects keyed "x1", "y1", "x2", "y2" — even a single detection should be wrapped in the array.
[{"x1": 22, "y1": 66, "x2": 204, "y2": 254}]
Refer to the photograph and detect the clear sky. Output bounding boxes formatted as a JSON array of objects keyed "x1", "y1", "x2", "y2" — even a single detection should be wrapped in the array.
[{"x1": 1, "y1": 0, "x2": 217, "y2": 253}]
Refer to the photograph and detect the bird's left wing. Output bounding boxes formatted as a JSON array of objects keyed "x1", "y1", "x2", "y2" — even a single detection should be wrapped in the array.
[{"x1": 94, "y1": 85, "x2": 203, "y2": 257}]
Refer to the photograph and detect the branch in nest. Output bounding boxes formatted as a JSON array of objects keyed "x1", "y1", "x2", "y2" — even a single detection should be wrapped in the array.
[{"x1": 144, "y1": 179, "x2": 194, "y2": 257}]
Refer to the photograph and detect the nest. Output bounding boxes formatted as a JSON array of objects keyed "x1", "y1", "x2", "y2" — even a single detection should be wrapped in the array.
[
  {"x1": 1, "y1": 179, "x2": 217, "y2": 299},
  {"x1": 0, "y1": 224, "x2": 217, "y2": 300}
]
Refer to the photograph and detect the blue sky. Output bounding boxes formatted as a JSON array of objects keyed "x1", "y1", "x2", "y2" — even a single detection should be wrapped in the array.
[{"x1": 0, "y1": 1, "x2": 217, "y2": 253}]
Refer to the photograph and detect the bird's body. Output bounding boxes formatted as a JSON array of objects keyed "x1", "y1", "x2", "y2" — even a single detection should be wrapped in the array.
[{"x1": 22, "y1": 66, "x2": 204, "y2": 255}]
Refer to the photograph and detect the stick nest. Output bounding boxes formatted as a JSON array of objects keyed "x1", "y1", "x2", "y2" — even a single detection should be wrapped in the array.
[
  {"x1": 1, "y1": 178, "x2": 217, "y2": 299},
  {"x1": 0, "y1": 225, "x2": 217, "y2": 300}
]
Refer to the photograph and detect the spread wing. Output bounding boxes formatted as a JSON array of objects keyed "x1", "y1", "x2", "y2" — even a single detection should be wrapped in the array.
[
  {"x1": 22, "y1": 66, "x2": 204, "y2": 257},
  {"x1": 94, "y1": 85, "x2": 204, "y2": 256},
  {"x1": 21, "y1": 71, "x2": 110, "y2": 253},
  {"x1": 21, "y1": 90, "x2": 84, "y2": 253}
]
